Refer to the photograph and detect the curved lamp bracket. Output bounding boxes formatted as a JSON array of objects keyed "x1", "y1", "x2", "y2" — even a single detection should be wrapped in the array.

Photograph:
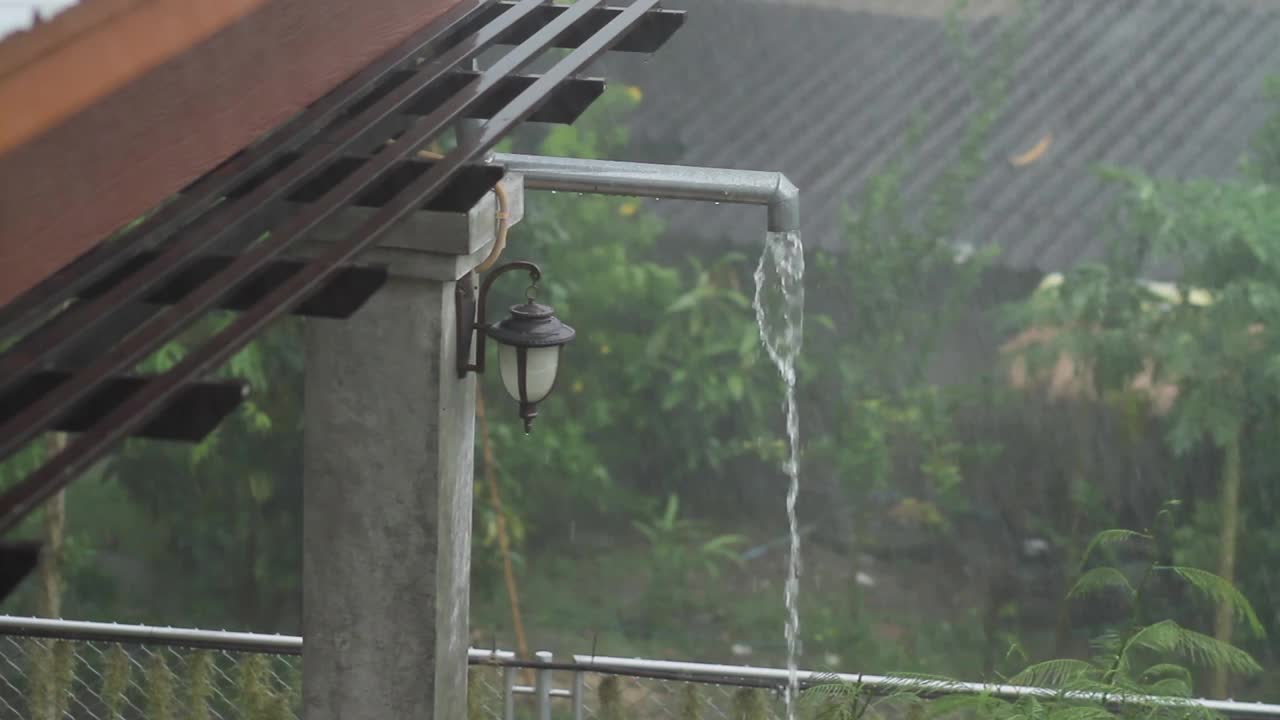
[{"x1": 456, "y1": 261, "x2": 542, "y2": 378}]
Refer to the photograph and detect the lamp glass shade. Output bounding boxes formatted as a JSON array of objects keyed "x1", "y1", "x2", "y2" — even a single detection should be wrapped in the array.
[{"x1": 498, "y1": 344, "x2": 561, "y2": 403}]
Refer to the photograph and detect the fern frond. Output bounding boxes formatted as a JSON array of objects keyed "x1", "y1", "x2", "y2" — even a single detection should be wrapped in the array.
[
  {"x1": 679, "y1": 683, "x2": 703, "y2": 720},
  {"x1": 1011, "y1": 659, "x2": 1098, "y2": 688},
  {"x1": 1079, "y1": 529, "x2": 1151, "y2": 570},
  {"x1": 863, "y1": 692, "x2": 926, "y2": 720},
  {"x1": 1156, "y1": 566, "x2": 1265, "y2": 637},
  {"x1": 1124, "y1": 620, "x2": 1262, "y2": 675},
  {"x1": 1139, "y1": 663, "x2": 1192, "y2": 689},
  {"x1": 1068, "y1": 567, "x2": 1135, "y2": 601},
  {"x1": 924, "y1": 692, "x2": 1005, "y2": 720},
  {"x1": 1144, "y1": 677, "x2": 1193, "y2": 699},
  {"x1": 1044, "y1": 702, "x2": 1116, "y2": 720},
  {"x1": 1019, "y1": 695, "x2": 1049, "y2": 720},
  {"x1": 1058, "y1": 677, "x2": 1127, "y2": 696},
  {"x1": 800, "y1": 680, "x2": 863, "y2": 706}
]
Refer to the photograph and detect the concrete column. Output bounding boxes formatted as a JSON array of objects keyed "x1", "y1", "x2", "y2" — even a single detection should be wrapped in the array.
[{"x1": 302, "y1": 176, "x2": 523, "y2": 720}]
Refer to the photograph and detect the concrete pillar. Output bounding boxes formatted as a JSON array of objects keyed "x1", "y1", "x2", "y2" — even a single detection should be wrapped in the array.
[{"x1": 302, "y1": 176, "x2": 523, "y2": 720}]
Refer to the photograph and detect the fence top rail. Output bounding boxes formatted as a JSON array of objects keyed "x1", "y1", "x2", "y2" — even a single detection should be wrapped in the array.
[
  {"x1": 1, "y1": 615, "x2": 1277, "y2": 718},
  {"x1": 566, "y1": 655, "x2": 1280, "y2": 719},
  {"x1": 0, "y1": 614, "x2": 303, "y2": 655}
]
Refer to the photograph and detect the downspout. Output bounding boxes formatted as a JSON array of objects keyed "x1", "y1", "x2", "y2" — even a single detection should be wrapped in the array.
[{"x1": 490, "y1": 153, "x2": 800, "y2": 233}]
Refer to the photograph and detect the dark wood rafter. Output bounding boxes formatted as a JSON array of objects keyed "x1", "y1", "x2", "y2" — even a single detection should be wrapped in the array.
[
  {"x1": 343, "y1": 72, "x2": 606, "y2": 125},
  {"x1": 78, "y1": 254, "x2": 390, "y2": 320},
  {"x1": 0, "y1": 373, "x2": 249, "y2": 443},
  {"x1": 475, "y1": 1, "x2": 686, "y2": 52},
  {"x1": 0, "y1": 0, "x2": 684, "y2": 575}
]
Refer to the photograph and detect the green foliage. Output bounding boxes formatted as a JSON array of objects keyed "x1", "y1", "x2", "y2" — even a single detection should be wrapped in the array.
[
  {"x1": 468, "y1": 668, "x2": 486, "y2": 720},
  {"x1": 1011, "y1": 88, "x2": 1280, "y2": 668},
  {"x1": 802, "y1": 681, "x2": 869, "y2": 720},
  {"x1": 803, "y1": 0, "x2": 1031, "y2": 541},
  {"x1": 730, "y1": 687, "x2": 768, "y2": 720},
  {"x1": 1067, "y1": 567, "x2": 1135, "y2": 602},
  {"x1": 104, "y1": 316, "x2": 304, "y2": 628},
  {"x1": 244, "y1": 656, "x2": 297, "y2": 720},
  {"x1": 480, "y1": 83, "x2": 780, "y2": 548},
  {"x1": 26, "y1": 639, "x2": 75, "y2": 720},
  {"x1": 800, "y1": 679, "x2": 927, "y2": 720},
  {"x1": 678, "y1": 683, "x2": 703, "y2": 720},
  {"x1": 1158, "y1": 567, "x2": 1264, "y2": 637},
  {"x1": 799, "y1": 510, "x2": 1262, "y2": 719},
  {"x1": 101, "y1": 644, "x2": 131, "y2": 720},
  {"x1": 1016, "y1": 168, "x2": 1280, "y2": 453},
  {"x1": 633, "y1": 494, "x2": 744, "y2": 581},
  {"x1": 1079, "y1": 530, "x2": 1152, "y2": 570},
  {"x1": 630, "y1": 493, "x2": 744, "y2": 631},
  {"x1": 599, "y1": 675, "x2": 626, "y2": 720},
  {"x1": 284, "y1": 660, "x2": 303, "y2": 715},
  {"x1": 187, "y1": 650, "x2": 214, "y2": 720},
  {"x1": 238, "y1": 653, "x2": 273, "y2": 719},
  {"x1": 1121, "y1": 620, "x2": 1259, "y2": 677},
  {"x1": 1003, "y1": 512, "x2": 1258, "y2": 710},
  {"x1": 145, "y1": 651, "x2": 176, "y2": 720}
]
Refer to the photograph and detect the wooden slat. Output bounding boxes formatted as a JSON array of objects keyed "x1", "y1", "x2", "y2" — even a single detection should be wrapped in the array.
[
  {"x1": 0, "y1": 542, "x2": 40, "y2": 601},
  {"x1": 78, "y1": 254, "x2": 390, "y2": 320},
  {"x1": 0, "y1": 371, "x2": 249, "y2": 442}
]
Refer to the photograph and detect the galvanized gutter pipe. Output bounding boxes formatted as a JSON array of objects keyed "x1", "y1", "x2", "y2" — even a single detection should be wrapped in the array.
[{"x1": 490, "y1": 153, "x2": 800, "y2": 233}]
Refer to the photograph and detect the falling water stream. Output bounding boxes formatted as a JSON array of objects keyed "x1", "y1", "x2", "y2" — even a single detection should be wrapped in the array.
[{"x1": 752, "y1": 230, "x2": 805, "y2": 720}]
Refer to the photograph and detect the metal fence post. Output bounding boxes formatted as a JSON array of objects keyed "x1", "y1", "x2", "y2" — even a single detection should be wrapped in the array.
[
  {"x1": 536, "y1": 650, "x2": 553, "y2": 720},
  {"x1": 572, "y1": 670, "x2": 585, "y2": 720},
  {"x1": 503, "y1": 666, "x2": 516, "y2": 720}
]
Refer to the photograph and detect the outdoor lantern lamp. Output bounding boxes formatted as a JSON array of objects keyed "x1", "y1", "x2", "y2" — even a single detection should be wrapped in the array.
[{"x1": 456, "y1": 261, "x2": 575, "y2": 433}]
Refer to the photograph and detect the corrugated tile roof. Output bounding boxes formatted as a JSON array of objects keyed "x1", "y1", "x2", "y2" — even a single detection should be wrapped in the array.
[{"x1": 598, "y1": 0, "x2": 1280, "y2": 276}]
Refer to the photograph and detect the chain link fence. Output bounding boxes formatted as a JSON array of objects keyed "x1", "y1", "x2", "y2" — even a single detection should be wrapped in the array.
[
  {"x1": 0, "y1": 635, "x2": 301, "y2": 720},
  {"x1": 469, "y1": 663, "x2": 786, "y2": 720},
  {"x1": 0, "y1": 634, "x2": 786, "y2": 720},
  {"x1": 5, "y1": 621, "x2": 1275, "y2": 720}
]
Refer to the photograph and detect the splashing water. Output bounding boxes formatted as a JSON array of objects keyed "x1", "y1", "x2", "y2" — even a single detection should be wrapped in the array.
[{"x1": 753, "y1": 230, "x2": 805, "y2": 720}]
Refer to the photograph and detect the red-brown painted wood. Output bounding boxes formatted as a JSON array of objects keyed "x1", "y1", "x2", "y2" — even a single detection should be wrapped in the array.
[
  {"x1": 0, "y1": 0, "x2": 270, "y2": 158},
  {"x1": 0, "y1": 0, "x2": 464, "y2": 308}
]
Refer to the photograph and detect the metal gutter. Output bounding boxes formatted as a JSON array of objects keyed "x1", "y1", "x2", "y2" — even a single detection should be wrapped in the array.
[{"x1": 491, "y1": 153, "x2": 800, "y2": 233}]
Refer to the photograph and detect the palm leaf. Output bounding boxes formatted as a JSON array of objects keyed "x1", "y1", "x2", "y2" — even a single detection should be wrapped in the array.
[
  {"x1": 1079, "y1": 529, "x2": 1150, "y2": 570},
  {"x1": 1124, "y1": 620, "x2": 1262, "y2": 675},
  {"x1": 1011, "y1": 659, "x2": 1097, "y2": 688},
  {"x1": 1157, "y1": 566, "x2": 1265, "y2": 637},
  {"x1": 1068, "y1": 567, "x2": 1135, "y2": 601}
]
